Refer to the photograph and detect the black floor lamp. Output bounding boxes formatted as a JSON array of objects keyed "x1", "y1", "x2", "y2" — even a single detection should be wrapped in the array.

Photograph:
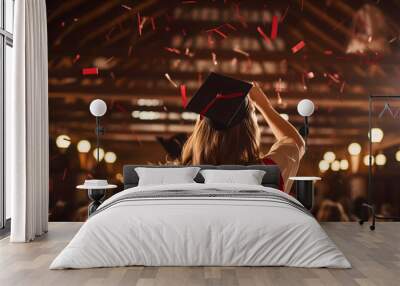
[
  {"x1": 89, "y1": 99, "x2": 107, "y2": 162},
  {"x1": 359, "y1": 95, "x2": 400, "y2": 230}
]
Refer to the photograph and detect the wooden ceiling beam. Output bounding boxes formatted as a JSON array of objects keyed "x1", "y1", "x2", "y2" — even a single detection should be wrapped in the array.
[
  {"x1": 78, "y1": 0, "x2": 159, "y2": 47},
  {"x1": 48, "y1": 0, "x2": 88, "y2": 23},
  {"x1": 53, "y1": 0, "x2": 124, "y2": 46}
]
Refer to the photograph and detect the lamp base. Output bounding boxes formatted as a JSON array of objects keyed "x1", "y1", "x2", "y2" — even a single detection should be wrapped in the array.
[{"x1": 294, "y1": 180, "x2": 314, "y2": 210}]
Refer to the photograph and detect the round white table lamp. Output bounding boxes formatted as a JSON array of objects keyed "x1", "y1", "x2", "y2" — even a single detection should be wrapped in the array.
[
  {"x1": 297, "y1": 99, "x2": 314, "y2": 117},
  {"x1": 297, "y1": 99, "x2": 315, "y2": 150},
  {"x1": 90, "y1": 99, "x2": 107, "y2": 117}
]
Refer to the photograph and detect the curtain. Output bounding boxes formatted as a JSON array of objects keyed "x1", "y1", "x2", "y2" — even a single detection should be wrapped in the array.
[{"x1": 7, "y1": 0, "x2": 49, "y2": 242}]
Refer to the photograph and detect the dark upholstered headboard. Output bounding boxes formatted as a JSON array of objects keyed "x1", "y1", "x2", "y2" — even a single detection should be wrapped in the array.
[{"x1": 123, "y1": 165, "x2": 281, "y2": 190}]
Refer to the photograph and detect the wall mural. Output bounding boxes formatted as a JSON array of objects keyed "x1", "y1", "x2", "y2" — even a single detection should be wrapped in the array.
[{"x1": 46, "y1": 0, "x2": 400, "y2": 222}]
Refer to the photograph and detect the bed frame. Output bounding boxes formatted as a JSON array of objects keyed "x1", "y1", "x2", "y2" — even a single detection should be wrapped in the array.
[{"x1": 123, "y1": 165, "x2": 282, "y2": 190}]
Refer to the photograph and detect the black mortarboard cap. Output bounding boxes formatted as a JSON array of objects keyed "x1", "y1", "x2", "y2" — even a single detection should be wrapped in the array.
[{"x1": 185, "y1": 72, "x2": 253, "y2": 130}]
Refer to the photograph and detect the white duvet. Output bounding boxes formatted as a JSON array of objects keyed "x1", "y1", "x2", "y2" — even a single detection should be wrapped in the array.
[{"x1": 50, "y1": 183, "x2": 351, "y2": 269}]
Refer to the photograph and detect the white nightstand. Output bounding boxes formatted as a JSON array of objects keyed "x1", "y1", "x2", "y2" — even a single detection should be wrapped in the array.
[{"x1": 77, "y1": 180, "x2": 117, "y2": 216}]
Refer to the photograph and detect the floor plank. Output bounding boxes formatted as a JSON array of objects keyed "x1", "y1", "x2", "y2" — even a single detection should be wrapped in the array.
[{"x1": 0, "y1": 222, "x2": 399, "y2": 286}]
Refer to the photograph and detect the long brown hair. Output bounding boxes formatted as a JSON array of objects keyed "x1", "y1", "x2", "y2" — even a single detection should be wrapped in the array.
[{"x1": 181, "y1": 101, "x2": 261, "y2": 165}]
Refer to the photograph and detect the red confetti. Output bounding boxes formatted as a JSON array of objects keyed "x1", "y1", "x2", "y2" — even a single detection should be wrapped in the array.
[
  {"x1": 340, "y1": 81, "x2": 346, "y2": 93},
  {"x1": 115, "y1": 103, "x2": 128, "y2": 114},
  {"x1": 150, "y1": 17, "x2": 156, "y2": 31},
  {"x1": 212, "y1": 29, "x2": 227, "y2": 39},
  {"x1": 257, "y1": 26, "x2": 271, "y2": 44},
  {"x1": 280, "y1": 5, "x2": 289, "y2": 22},
  {"x1": 82, "y1": 67, "x2": 98, "y2": 75},
  {"x1": 207, "y1": 34, "x2": 214, "y2": 48},
  {"x1": 233, "y1": 3, "x2": 247, "y2": 28},
  {"x1": 291, "y1": 41, "x2": 305, "y2": 53},
  {"x1": 62, "y1": 168, "x2": 68, "y2": 181},
  {"x1": 73, "y1": 54, "x2": 80, "y2": 64},
  {"x1": 181, "y1": 0, "x2": 196, "y2": 3},
  {"x1": 327, "y1": 73, "x2": 340, "y2": 84},
  {"x1": 137, "y1": 13, "x2": 142, "y2": 36},
  {"x1": 271, "y1": 15, "x2": 279, "y2": 40},
  {"x1": 164, "y1": 47, "x2": 181, "y2": 54},
  {"x1": 324, "y1": 50, "x2": 333, "y2": 55},
  {"x1": 225, "y1": 23, "x2": 237, "y2": 31},
  {"x1": 180, "y1": 85, "x2": 187, "y2": 108},
  {"x1": 128, "y1": 45, "x2": 133, "y2": 56}
]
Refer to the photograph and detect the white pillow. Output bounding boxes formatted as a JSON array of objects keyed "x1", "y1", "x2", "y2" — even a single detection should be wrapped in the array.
[
  {"x1": 200, "y1": 169, "x2": 266, "y2": 185},
  {"x1": 135, "y1": 167, "x2": 201, "y2": 186}
]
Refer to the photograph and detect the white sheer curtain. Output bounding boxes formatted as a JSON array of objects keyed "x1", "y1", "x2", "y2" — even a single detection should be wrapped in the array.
[{"x1": 7, "y1": 0, "x2": 49, "y2": 242}]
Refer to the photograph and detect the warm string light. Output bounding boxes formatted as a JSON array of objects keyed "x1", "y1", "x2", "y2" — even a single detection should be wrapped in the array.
[
  {"x1": 348, "y1": 143, "x2": 361, "y2": 156},
  {"x1": 77, "y1": 140, "x2": 91, "y2": 153},
  {"x1": 56, "y1": 134, "x2": 71, "y2": 149},
  {"x1": 323, "y1": 151, "x2": 336, "y2": 163},
  {"x1": 368, "y1": 128, "x2": 384, "y2": 143},
  {"x1": 93, "y1": 148, "x2": 105, "y2": 162},
  {"x1": 105, "y1": 152, "x2": 117, "y2": 164}
]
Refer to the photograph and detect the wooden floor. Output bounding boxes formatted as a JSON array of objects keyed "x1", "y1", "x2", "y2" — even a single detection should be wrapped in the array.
[{"x1": 0, "y1": 222, "x2": 399, "y2": 286}]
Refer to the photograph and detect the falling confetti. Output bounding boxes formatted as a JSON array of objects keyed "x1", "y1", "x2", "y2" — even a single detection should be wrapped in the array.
[
  {"x1": 211, "y1": 52, "x2": 218, "y2": 65},
  {"x1": 165, "y1": 73, "x2": 178, "y2": 88},
  {"x1": 271, "y1": 15, "x2": 279, "y2": 39},
  {"x1": 275, "y1": 78, "x2": 284, "y2": 105},
  {"x1": 180, "y1": 84, "x2": 187, "y2": 107},
  {"x1": 327, "y1": 73, "x2": 340, "y2": 84},
  {"x1": 340, "y1": 81, "x2": 346, "y2": 93},
  {"x1": 105, "y1": 56, "x2": 114, "y2": 64},
  {"x1": 181, "y1": 0, "x2": 197, "y2": 3},
  {"x1": 257, "y1": 26, "x2": 271, "y2": 44},
  {"x1": 150, "y1": 17, "x2": 156, "y2": 31},
  {"x1": 128, "y1": 45, "x2": 133, "y2": 56},
  {"x1": 115, "y1": 103, "x2": 128, "y2": 114},
  {"x1": 82, "y1": 67, "x2": 98, "y2": 75},
  {"x1": 280, "y1": 5, "x2": 290, "y2": 22},
  {"x1": 231, "y1": 57, "x2": 238, "y2": 67},
  {"x1": 73, "y1": 54, "x2": 80, "y2": 64},
  {"x1": 291, "y1": 41, "x2": 305, "y2": 53},
  {"x1": 211, "y1": 28, "x2": 227, "y2": 39},
  {"x1": 137, "y1": 13, "x2": 142, "y2": 36},
  {"x1": 233, "y1": 3, "x2": 247, "y2": 28},
  {"x1": 185, "y1": 48, "x2": 194, "y2": 57},
  {"x1": 62, "y1": 168, "x2": 68, "y2": 181},
  {"x1": 225, "y1": 23, "x2": 237, "y2": 31},
  {"x1": 164, "y1": 47, "x2": 181, "y2": 54},
  {"x1": 306, "y1": 71, "x2": 315, "y2": 78},
  {"x1": 207, "y1": 34, "x2": 215, "y2": 48},
  {"x1": 233, "y1": 47, "x2": 250, "y2": 57},
  {"x1": 121, "y1": 4, "x2": 132, "y2": 10}
]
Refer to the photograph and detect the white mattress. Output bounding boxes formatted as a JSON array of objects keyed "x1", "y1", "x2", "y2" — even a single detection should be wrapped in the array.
[{"x1": 50, "y1": 183, "x2": 351, "y2": 269}]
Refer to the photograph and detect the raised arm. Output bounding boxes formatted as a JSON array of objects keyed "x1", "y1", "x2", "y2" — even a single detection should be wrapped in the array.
[{"x1": 249, "y1": 83, "x2": 305, "y2": 157}]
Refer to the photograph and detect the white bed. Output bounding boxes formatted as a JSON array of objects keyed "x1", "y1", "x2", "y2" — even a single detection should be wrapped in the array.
[{"x1": 50, "y1": 183, "x2": 351, "y2": 269}]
